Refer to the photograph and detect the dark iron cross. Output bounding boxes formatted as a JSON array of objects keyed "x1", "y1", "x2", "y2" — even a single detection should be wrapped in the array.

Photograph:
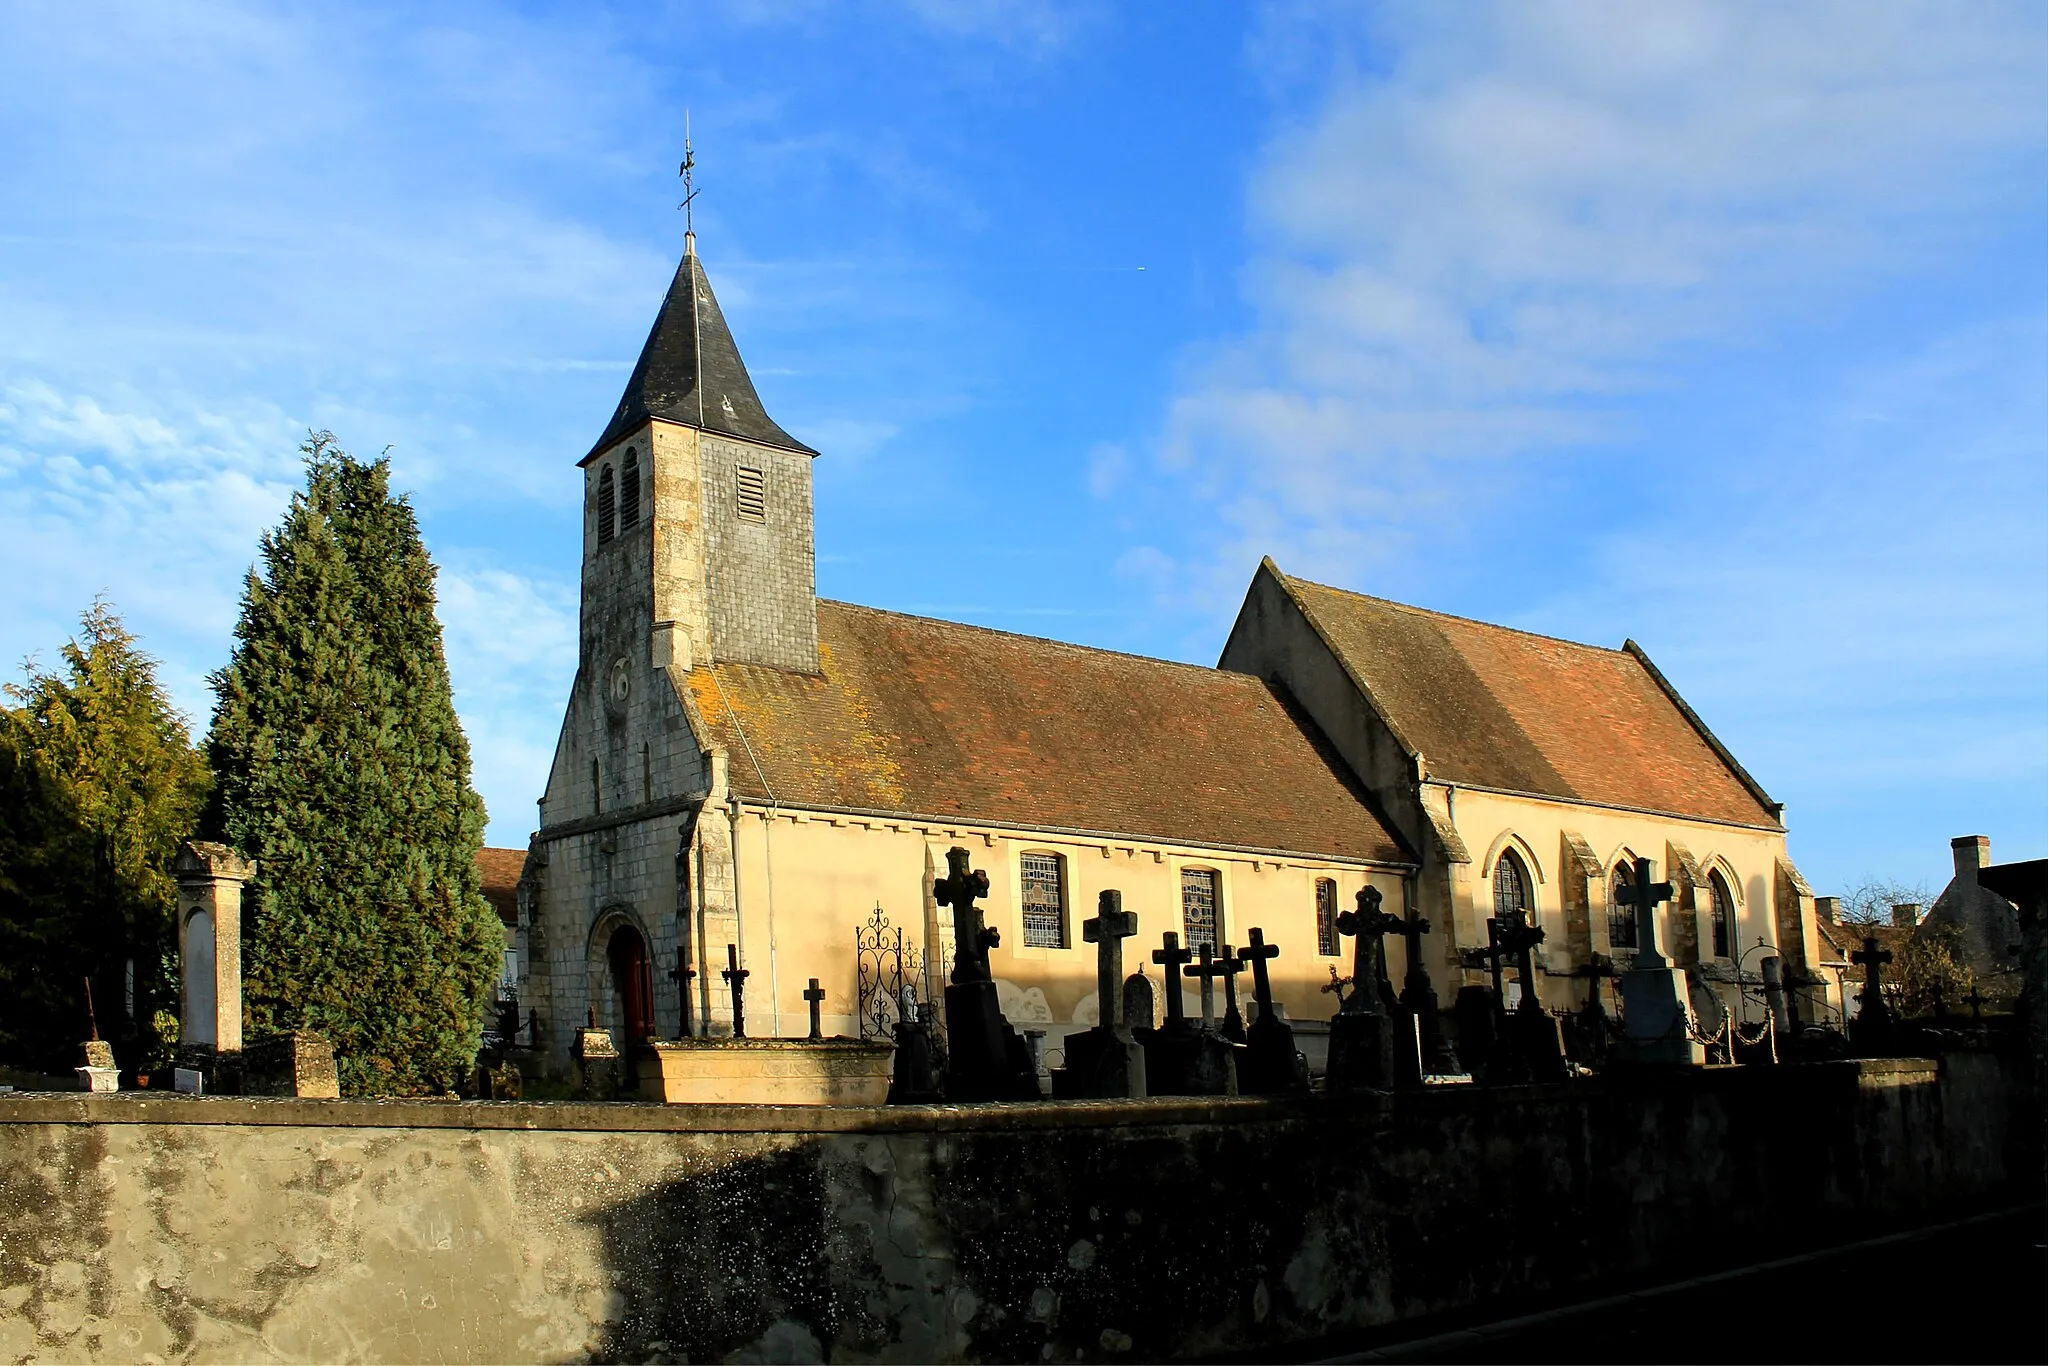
[
  {"x1": 803, "y1": 977, "x2": 826, "y2": 1041},
  {"x1": 669, "y1": 947, "x2": 697, "y2": 1039},
  {"x1": 1336, "y1": 886, "x2": 1404, "y2": 1016},
  {"x1": 1494, "y1": 908, "x2": 1547, "y2": 1015},
  {"x1": 1153, "y1": 931, "x2": 1194, "y2": 1026},
  {"x1": 1616, "y1": 856, "x2": 1675, "y2": 959},
  {"x1": 1083, "y1": 889, "x2": 1140, "y2": 1031},
  {"x1": 933, "y1": 846, "x2": 997, "y2": 984},
  {"x1": 722, "y1": 942, "x2": 750, "y2": 1039},
  {"x1": 1240, "y1": 927, "x2": 1281, "y2": 1023}
]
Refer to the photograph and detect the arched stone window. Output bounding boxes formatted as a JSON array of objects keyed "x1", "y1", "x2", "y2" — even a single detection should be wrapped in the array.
[
  {"x1": 1315, "y1": 878, "x2": 1339, "y2": 956},
  {"x1": 1709, "y1": 869, "x2": 1735, "y2": 959},
  {"x1": 620, "y1": 447, "x2": 641, "y2": 530},
  {"x1": 597, "y1": 464, "x2": 616, "y2": 543},
  {"x1": 1493, "y1": 849, "x2": 1532, "y2": 920},
  {"x1": 1609, "y1": 862, "x2": 1639, "y2": 949}
]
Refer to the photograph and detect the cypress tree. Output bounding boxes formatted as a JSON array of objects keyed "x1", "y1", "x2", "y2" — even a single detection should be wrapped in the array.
[
  {"x1": 0, "y1": 601, "x2": 209, "y2": 1074},
  {"x1": 207, "y1": 433, "x2": 502, "y2": 1095}
]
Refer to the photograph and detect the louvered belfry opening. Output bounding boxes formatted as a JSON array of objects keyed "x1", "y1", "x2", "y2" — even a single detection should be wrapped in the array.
[
  {"x1": 620, "y1": 447, "x2": 641, "y2": 530},
  {"x1": 735, "y1": 464, "x2": 766, "y2": 521},
  {"x1": 598, "y1": 464, "x2": 616, "y2": 543}
]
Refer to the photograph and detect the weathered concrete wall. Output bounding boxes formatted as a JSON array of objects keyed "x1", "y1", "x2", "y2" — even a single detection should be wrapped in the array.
[{"x1": 0, "y1": 1056, "x2": 2033, "y2": 1364}]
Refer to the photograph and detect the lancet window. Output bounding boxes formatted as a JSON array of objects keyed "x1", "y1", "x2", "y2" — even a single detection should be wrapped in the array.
[
  {"x1": 1315, "y1": 878, "x2": 1339, "y2": 955},
  {"x1": 1493, "y1": 849, "x2": 1531, "y2": 920},
  {"x1": 1609, "y1": 862, "x2": 1639, "y2": 949},
  {"x1": 1709, "y1": 870, "x2": 1735, "y2": 959},
  {"x1": 597, "y1": 464, "x2": 616, "y2": 543}
]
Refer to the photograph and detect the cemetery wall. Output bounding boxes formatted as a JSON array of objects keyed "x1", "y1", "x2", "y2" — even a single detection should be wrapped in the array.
[{"x1": 1, "y1": 1054, "x2": 2032, "y2": 1364}]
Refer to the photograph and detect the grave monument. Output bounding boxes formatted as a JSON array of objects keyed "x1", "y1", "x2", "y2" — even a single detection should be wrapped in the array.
[
  {"x1": 1236, "y1": 927, "x2": 1308, "y2": 1094},
  {"x1": 1614, "y1": 856, "x2": 1707, "y2": 1065},
  {"x1": 1050, "y1": 890, "x2": 1147, "y2": 1099},
  {"x1": 1325, "y1": 887, "x2": 1405, "y2": 1092},
  {"x1": 934, "y1": 846, "x2": 1040, "y2": 1100},
  {"x1": 1143, "y1": 931, "x2": 1237, "y2": 1095}
]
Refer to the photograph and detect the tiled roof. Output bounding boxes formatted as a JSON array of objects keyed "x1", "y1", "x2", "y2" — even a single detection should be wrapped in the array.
[
  {"x1": 583, "y1": 249, "x2": 813, "y2": 463},
  {"x1": 1274, "y1": 566, "x2": 1780, "y2": 829},
  {"x1": 685, "y1": 601, "x2": 1414, "y2": 866},
  {"x1": 476, "y1": 847, "x2": 525, "y2": 927}
]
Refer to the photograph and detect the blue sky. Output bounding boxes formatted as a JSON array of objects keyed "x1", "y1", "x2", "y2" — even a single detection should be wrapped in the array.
[{"x1": 2, "y1": 2, "x2": 2043, "y2": 896}]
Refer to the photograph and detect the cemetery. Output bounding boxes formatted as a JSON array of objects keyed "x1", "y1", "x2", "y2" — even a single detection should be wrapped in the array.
[{"x1": 0, "y1": 839, "x2": 2039, "y2": 1362}]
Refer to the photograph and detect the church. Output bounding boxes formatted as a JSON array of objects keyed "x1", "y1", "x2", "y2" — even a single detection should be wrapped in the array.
[{"x1": 513, "y1": 234, "x2": 1835, "y2": 1078}]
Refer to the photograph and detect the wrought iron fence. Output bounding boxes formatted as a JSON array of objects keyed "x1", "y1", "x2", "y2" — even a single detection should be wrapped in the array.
[{"x1": 854, "y1": 903, "x2": 945, "y2": 1071}]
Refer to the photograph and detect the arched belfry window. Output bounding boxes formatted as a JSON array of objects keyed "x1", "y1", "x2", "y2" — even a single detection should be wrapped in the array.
[
  {"x1": 597, "y1": 464, "x2": 616, "y2": 544},
  {"x1": 620, "y1": 447, "x2": 641, "y2": 530},
  {"x1": 1493, "y1": 850, "x2": 1531, "y2": 920},
  {"x1": 1709, "y1": 870, "x2": 1734, "y2": 959},
  {"x1": 1609, "y1": 862, "x2": 1639, "y2": 949}
]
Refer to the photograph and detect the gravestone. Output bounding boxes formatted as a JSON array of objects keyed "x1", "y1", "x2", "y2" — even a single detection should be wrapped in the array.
[
  {"x1": 1051, "y1": 890, "x2": 1147, "y2": 1099},
  {"x1": 1326, "y1": 887, "x2": 1406, "y2": 1092},
  {"x1": 1390, "y1": 896, "x2": 1460, "y2": 1080},
  {"x1": 804, "y1": 978, "x2": 826, "y2": 1042},
  {"x1": 75, "y1": 979, "x2": 118, "y2": 1092},
  {"x1": 1848, "y1": 936, "x2": 1896, "y2": 1056},
  {"x1": 1143, "y1": 931, "x2": 1237, "y2": 1096},
  {"x1": 1122, "y1": 973, "x2": 1157, "y2": 1038},
  {"x1": 1214, "y1": 945, "x2": 1249, "y2": 1043},
  {"x1": 888, "y1": 989, "x2": 943, "y2": 1103},
  {"x1": 242, "y1": 1032, "x2": 341, "y2": 1099},
  {"x1": 1495, "y1": 908, "x2": 1569, "y2": 1082},
  {"x1": 1614, "y1": 857, "x2": 1706, "y2": 1065},
  {"x1": 721, "y1": 943, "x2": 751, "y2": 1040},
  {"x1": 574, "y1": 1008, "x2": 620, "y2": 1100},
  {"x1": 1237, "y1": 927, "x2": 1307, "y2": 1094},
  {"x1": 933, "y1": 847, "x2": 1039, "y2": 1100}
]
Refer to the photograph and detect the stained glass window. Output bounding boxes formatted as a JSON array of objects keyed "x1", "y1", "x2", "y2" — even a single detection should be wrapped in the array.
[
  {"x1": 1609, "y1": 863, "x2": 1639, "y2": 949},
  {"x1": 1316, "y1": 878, "x2": 1339, "y2": 956},
  {"x1": 1709, "y1": 871, "x2": 1734, "y2": 959},
  {"x1": 1494, "y1": 851, "x2": 1530, "y2": 918},
  {"x1": 1021, "y1": 852, "x2": 1066, "y2": 949},
  {"x1": 1182, "y1": 867, "x2": 1219, "y2": 952}
]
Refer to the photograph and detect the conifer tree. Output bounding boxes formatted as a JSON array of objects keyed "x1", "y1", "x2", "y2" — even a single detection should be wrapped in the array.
[
  {"x1": 207, "y1": 433, "x2": 502, "y2": 1094},
  {"x1": 0, "y1": 602, "x2": 209, "y2": 1073}
]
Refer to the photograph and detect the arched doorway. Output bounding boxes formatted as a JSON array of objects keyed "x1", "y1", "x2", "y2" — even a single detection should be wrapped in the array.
[{"x1": 607, "y1": 925, "x2": 656, "y2": 1044}]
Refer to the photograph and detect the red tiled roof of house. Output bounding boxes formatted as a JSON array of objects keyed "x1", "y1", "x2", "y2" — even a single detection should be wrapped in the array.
[
  {"x1": 476, "y1": 847, "x2": 525, "y2": 927},
  {"x1": 686, "y1": 600, "x2": 1414, "y2": 865},
  {"x1": 1274, "y1": 567, "x2": 1780, "y2": 829}
]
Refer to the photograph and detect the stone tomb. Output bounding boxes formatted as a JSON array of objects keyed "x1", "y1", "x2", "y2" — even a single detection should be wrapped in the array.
[
  {"x1": 1050, "y1": 890, "x2": 1147, "y2": 1099},
  {"x1": 1141, "y1": 932, "x2": 1238, "y2": 1096}
]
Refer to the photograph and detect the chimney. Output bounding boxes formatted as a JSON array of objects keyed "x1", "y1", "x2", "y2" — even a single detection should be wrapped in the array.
[
  {"x1": 1814, "y1": 896, "x2": 1841, "y2": 924},
  {"x1": 1891, "y1": 903, "x2": 1921, "y2": 929},
  {"x1": 1951, "y1": 835, "x2": 1990, "y2": 880}
]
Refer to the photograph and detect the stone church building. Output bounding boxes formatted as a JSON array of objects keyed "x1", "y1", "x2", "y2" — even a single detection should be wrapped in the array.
[{"x1": 515, "y1": 238, "x2": 1831, "y2": 1076}]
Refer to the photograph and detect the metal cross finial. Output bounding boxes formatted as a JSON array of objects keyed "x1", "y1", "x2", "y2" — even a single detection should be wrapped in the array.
[{"x1": 679, "y1": 110, "x2": 700, "y2": 252}]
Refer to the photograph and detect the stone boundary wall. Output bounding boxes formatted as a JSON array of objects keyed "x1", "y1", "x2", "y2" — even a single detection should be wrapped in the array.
[{"x1": 0, "y1": 1056, "x2": 2035, "y2": 1363}]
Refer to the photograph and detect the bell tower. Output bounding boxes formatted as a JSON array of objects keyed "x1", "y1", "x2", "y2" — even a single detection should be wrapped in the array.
[{"x1": 578, "y1": 235, "x2": 819, "y2": 678}]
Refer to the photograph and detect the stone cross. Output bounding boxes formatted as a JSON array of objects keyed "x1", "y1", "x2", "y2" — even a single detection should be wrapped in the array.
[
  {"x1": 1851, "y1": 936, "x2": 1893, "y2": 1009},
  {"x1": 1967, "y1": 984, "x2": 1985, "y2": 1020},
  {"x1": 1153, "y1": 932, "x2": 1193, "y2": 1027},
  {"x1": 1617, "y1": 856, "x2": 1676, "y2": 965},
  {"x1": 804, "y1": 978, "x2": 826, "y2": 1041},
  {"x1": 1083, "y1": 890, "x2": 1140, "y2": 1032},
  {"x1": 1214, "y1": 944, "x2": 1248, "y2": 1041},
  {"x1": 933, "y1": 846, "x2": 997, "y2": 984},
  {"x1": 669, "y1": 947, "x2": 697, "y2": 1039},
  {"x1": 722, "y1": 942, "x2": 750, "y2": 1039},
  {"x1": 1335, "y1": 887, "x2": 1403, "y2": 1017},
  {"x1": 1184, "y1": 941, "x2": 1229, "y2": 1031},
  {"x1": 1240, "y1": 927, "x2": 1280, "y2": 1023}
]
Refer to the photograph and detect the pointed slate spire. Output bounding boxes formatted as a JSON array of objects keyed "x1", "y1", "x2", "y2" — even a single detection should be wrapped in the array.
[{"x1": 584, "y1": 245, "x2": 813, "y2": 464}]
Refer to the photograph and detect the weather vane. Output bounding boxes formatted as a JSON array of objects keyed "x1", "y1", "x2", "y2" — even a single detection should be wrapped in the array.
[{"x1": 678, "y1": 109, "x2": 699, "y2": 249}]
